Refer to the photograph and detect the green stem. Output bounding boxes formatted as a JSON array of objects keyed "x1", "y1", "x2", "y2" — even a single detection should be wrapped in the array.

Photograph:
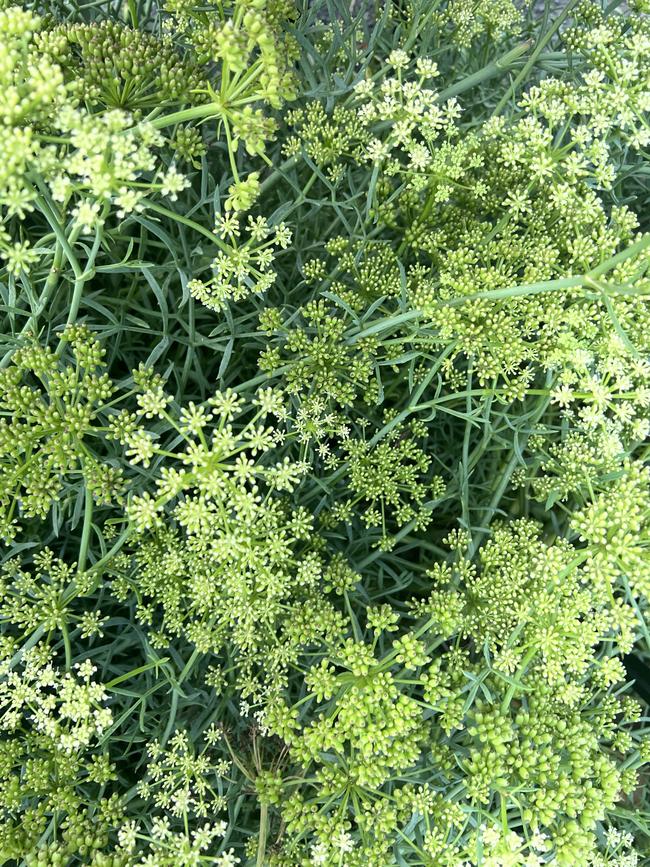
[
  {"x1": 106, "y1": 658, "x2": 170, "y2": 689},
  {"x1": 492, "y1": 0, "x2": 581, "y2": 117},
  {"x1": 259, "y1": 156, "x2": 299, "y2": 195},
  {"x1": 148, "y1": 102, "x2": 225, "y2": 130},
  {"x1": 178, "y1": 648, "x2": 201, "y2": 685},
  {"x1": 500, "y1": 647, "x2": 537, "y2": 713},
  {"x1": 77, "y1": 486, "x2": 94, "y2": 576},
  {"x1": 441, "y1": 233, "x2": 650, "y2": 307},
  {"x1": 256, "y1": 802, "x2": 268, "y2": 867},
  {"x1": 142, "y1": 201, "x2": 229, "y2": 252},
  {"x1": 34, "y1": 194, "x2": 83, "y2": 280},
  {"x1": 0, "y1": 242, "x2": 65, "y2": 368},
  {"x1": 469, "y1": 385, "x2": 553, "y2": 557},
  {"x1": 588, "y1": 232, "x2": 650, "y2": 278},
  {"x1": 222, "y1": 115, "x2": 240, "y2": 183},
  {"x1": 437, "y1": 40, "x2": 534, "y2": 101},
  {"x1": 61, "y1": 621, "x2": 73, "y2": 670},
  {"x1": 64, "y1": 226, "x2": 103, "y2": 330}
]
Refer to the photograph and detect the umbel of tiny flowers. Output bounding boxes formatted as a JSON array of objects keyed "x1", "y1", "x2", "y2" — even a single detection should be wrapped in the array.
[
  {"x1": 187, "y1": 212, "x2": 293, "y2": 311},
  {"x1": 0, "y1": 549, "x2": 108, "y2": 648},
  {"x1": 260, "y1": 504, "x2": 648, "y2": 866},
  {"x1": 113, "y1": 382, "x2": 352, "y2": 698},
  {"x1": 137, "y1": 729, "x2": 231, "y2": 820},
  {"x1": 37, "y1": 19, "x2": 207, "y2": 113},
  {"x1": 0, "y1": 645, "x2": 115, "y2": 861},
  {"x1": 163, "y1": 0, "x2": 299, "y2": 163},
  {"x1": 286, "y1": 47, "x2": 650, "y2": 398},
  {"x1": 255, "y1": 237, "x2": 411, "y2": 402},
  {"x1": 0, "y1": 2, "x2": 194, "y2": 321},
  {"x1": 324, "y1": 418, "x2": 446, "y2": 550},
  {"x1": 142, "y1": 0, "x2": 300, "y2": 228},
  {"x1": 0, "y1": 326, "x2": 126, "y2": 539}
]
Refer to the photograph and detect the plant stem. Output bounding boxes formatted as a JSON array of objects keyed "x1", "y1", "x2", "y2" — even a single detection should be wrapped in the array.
[
  {"x1": 0, "y1": 242, "x2": 64, "y2": 368},
  {"x1": 257, "y1": 802, "x2": 268, "y2": 867},
  {"x1": 77, "y1": 486, "x2": 94, "y2": 576},
  {"x1": 148, "y1": 102, "x2": 225, "y2": 130},
  {"x1": 492, "y1": 0, "x2": 582, "y2": 117},
  {"x1": 437, "y1": 40, "x2": 534, "y2": 101},
  {"x1": 143, "y1": 200, "x2": 229, "y2": 252},
  {"x1": 61, "y1": 621, "x2": 73, "y2": 670},
  {"x1": 500, "y1": 647, "x2": 537, "y2": 712}
]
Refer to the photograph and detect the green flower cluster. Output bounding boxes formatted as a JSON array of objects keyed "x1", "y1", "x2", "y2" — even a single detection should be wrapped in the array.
[
  {"x1": 0, "y1": 327, "x2": 124, "y2": 535},
  {"x1": 0, "y1": 646, "x2": 115, "y2": 862},
  {"x1": 111, "y1": 386, "x2": 350, "y2": 697},
  {"x1": 262, "y1": 508, "x2": 647, "y2": 865},
  {"x1": 0, "y1": 6, "x2": 189, "y2": 276},
  {"x1": 38, "y1": 20, "x2": 207, "y2": 112}
]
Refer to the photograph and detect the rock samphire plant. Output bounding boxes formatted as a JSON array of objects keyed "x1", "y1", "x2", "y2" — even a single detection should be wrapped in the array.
[{"x1": 1, "y1": 0, "x2": 650, "y2": 864}]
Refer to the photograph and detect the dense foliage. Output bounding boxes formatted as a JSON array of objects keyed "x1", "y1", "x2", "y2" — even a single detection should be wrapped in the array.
[{"x1": 1, "y1": 0, "x2": 650, "y2": 864}]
